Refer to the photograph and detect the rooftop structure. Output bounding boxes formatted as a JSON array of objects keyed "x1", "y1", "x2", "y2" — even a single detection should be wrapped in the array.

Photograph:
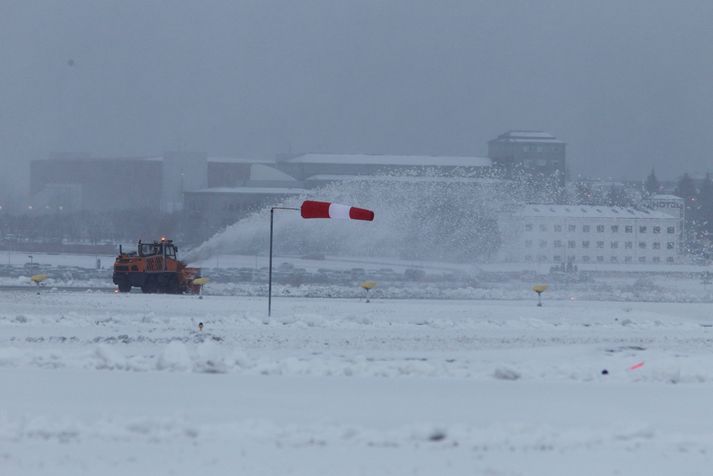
[
  {"x1": 304, "y1": 174, "x2": 504, "y2": 186},
  {"x1": 488, "y1": 130, "x2": 566, "y2": 185},
  {"x1": 286, "y1": 153, "x2": 491, "y2": 167},
  {"x1": 515, "y1": 204, "x2": 673, "y2": 220},
  {"x1": 490, "y1": 131, "x2": 564, "y2": 144},
  {"x1": 277, "y1": 153, "x2": 492, "y2": 181}
]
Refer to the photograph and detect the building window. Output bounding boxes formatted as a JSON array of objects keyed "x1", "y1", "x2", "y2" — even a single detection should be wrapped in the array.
[
  {"x1": 611, "y1": 225, "x2": 619, "y2": 233},
  {"x1": 525, "y1": 255, "x2": 533, "y2": 262},
  {"x1": 667, "y1": 257, "x2": 674, "y2": 263},
  {"x1": 625, "y1": 256, "x2": 633, "y2": 263},
  {"x1": 611, "y1": 242, "x2": 619, "y2": 249},
  {"x1": 582, "y1": 241, "x2": 590, "y2": 248},
  {"x1": 525, "y1": 240, "x2": 533, "y2": 248},
  {"x1": 653, "y1": 226, "x2": 661, "y2": 234},
  {"x1": 653, "y1": 242, "x2": 661, "y2": 250},
  {"x1": 653, "y1": 256, "x2": 661, "y2": 263},
  {"x1": 539, "y1": 224, "x2": 547, "y2": 232},
  {"x1": 639, "y1": 256, "x2": 646, "y2": 263},
  {"x1": 525, "y1": 224, "x2": 533, "y2": 231},
  {"x1": 554, "y1": 240, "x2": 563, "y2": 248},
  {"x1": 538, "y1": 255, "x2": 547, "y2": 262},
  {"x1": 667, "y1": 226, "x2": 675, "y2": 234},
  {"x1": 639, "y1": 226, "x2": 647, "y2": 233},
  {"x1": 610, "y1": 256, "x2": 618, "y2": 263},
  {"x1": 667, "y1": 242, "x2": 674, "y2": 249},
  {"x1": 583, "y1": 225, "x2": 591, "y2": 232},
  {"x1": 553, "y1": 255, "x2": 562, "y2": 262},
  {"x1": 568, "y1": 240, "x2": 576, "y2": 248},
  {"x1": 597, "y1": 256, "x2": 604, "y2": 263},
  {"x1": 625, "y1": 226, "x2": 633, "y2": 233},
  {"x1": 568, "y1": 224, "x2": 576, "y2": 232},
  {"x1": 625, "y1": 241, "x2": 633, "y2": 249},
  {"x1": 554, "y1": 225, "x2": 562, "y2": 232},
  {"x1": 582, "y1": 256, "x2": 590, "y2": 263},
  {"x1": 596, "y1": 241, "x2": 604, "y2": 248},
  {"x1": 539, "y1": 240, "x2": 547, "y2": 248},
  {"x1": 597, "y1": 225, "x2": 605, "y2": 232},
  {"x1": 639, "y1": 242, "x2": 647, "y2": 249}
]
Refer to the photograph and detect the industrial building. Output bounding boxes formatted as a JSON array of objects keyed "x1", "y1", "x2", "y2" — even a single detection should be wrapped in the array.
[{"x1": 29, "y1": 153, "x2": 207, "y2": 213}]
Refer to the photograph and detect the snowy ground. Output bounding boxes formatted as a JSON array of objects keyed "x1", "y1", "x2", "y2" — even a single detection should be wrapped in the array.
[
  {"x1": 3, "y1": 292, "x2": 713, "y2": 475},
  {"x1": 6, "y1": 249, "x2": 713, "y2": 305}
]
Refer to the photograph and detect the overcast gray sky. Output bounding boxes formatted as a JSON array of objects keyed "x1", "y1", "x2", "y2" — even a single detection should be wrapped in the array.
[{"x1": 1, "y1": 0, "x2": 712, "y2": 194}]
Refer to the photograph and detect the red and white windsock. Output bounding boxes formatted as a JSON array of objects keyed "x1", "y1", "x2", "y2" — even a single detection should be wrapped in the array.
[{"x1": 300, "y1": 200, "x2": 374, "y2": 221}]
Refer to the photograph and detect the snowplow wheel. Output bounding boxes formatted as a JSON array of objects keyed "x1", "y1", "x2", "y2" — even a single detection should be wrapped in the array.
[
  {"x1": 166, "y1": 276, "x2": 180, "y2": 294},
  {"x1": 115, "y1": 276, "x2": 131, "y2": 293},
  {"x1": 141, "y1": 276, "x2": 157, "y2": 294}
]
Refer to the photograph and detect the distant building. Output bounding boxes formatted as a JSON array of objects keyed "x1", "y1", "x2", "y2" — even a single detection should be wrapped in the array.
[
  {"x1": 488, "y1": 131, "x2": 566, "y2": 185},
  {"x1": 30, "y1": 157, "x2": 163, "y2": 212},
  {"x1": 509, "y1": 204, "x2": 680, "y2": 265},
  {"x1": 303, "y1": 174, "x2": 503, "y2": 190},
  {"x1": 30, "y1": 153, "x2": 209, "y2": 213},
  {"x1": 183, "y1": 164, "x2": 305, "y2": 241},
  {"x1": 160, "y1": 152, "x2": 208, "y2": 213},
  {"x1": 29, "y1": 183, "x2": 82, "y2": 213},
  {"x1": 206, "y1": 157, "x2": 275, "y2": 188},
  {"x1": 183, "y1": 154, "x2": 496, "y2": 242},
  {"x1": 275, "y1": 153, "x2": 493, "y2": 181}
]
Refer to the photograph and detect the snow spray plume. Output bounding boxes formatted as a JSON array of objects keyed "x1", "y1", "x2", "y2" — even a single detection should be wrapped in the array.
[{"x1": 185, "y1": 172, "x2": 526, "y2": 265}]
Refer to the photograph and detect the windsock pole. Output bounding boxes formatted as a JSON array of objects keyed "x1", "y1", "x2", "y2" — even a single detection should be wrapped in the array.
[
  {"x1": 269, "y1": 208, "x2": 273, "y2": 317},
  {"x1": 269, "y1": 207, "x2": 299, "y2": 318}
]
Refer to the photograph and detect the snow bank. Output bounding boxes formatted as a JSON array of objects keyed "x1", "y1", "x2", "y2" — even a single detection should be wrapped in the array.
[{"x1": 157, "y1": 341, "x2": 192, "y2": 371}]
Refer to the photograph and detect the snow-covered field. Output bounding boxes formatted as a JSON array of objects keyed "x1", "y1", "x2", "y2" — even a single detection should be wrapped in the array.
[{"x1": 3, "y1": 291, "x2": 713, "y2": 475}]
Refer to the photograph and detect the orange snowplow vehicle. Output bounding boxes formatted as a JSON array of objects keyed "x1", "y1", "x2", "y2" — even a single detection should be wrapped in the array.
[{"x1": 112, "y1": 238, "x2": 202, "y2": 294}]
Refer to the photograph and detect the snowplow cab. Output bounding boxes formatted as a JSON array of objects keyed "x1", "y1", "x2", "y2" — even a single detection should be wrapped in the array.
[{"x1": 113, "y1": 237, "x2": 202, "y2": 294}]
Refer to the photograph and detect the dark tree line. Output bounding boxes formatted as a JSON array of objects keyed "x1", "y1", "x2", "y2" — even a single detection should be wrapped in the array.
[
  {"x1": 645, "y1": 168, "x2": 713, "y2": 254},
  {"x1": 571, "y1": 182, "x2": 637, "y2": 207},
  {"x1": 674, "y1": 172, "x2": 713, "y2": 240}
]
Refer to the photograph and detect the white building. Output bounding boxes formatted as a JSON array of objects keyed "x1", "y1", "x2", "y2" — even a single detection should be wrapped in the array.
[
  {"x1": 511, "y1": 204, "x2": 681, "y2": 265},
  {"x1": 642, "y1": 194, "x2": 685, "y2": 255}
]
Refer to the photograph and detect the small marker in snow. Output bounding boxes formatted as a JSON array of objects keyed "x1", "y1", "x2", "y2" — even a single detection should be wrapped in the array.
[
  {"x1": 198, "y1": 322, "x2": 204, "y2": 332},
  {"x1": 629, "y1": 361, "x2": 644, "y2": 371},
  {"x1": 601, "y1": 369, "x2": 609, "y2": 375}
]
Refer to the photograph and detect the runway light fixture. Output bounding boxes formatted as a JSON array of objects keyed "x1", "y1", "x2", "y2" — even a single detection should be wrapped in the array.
[
  {"x1": 360, "y1": 280, "x2": 377, "y2": 302},
  {"x1": 532, "y1": 284, "x2": 549, "y2": 307}
]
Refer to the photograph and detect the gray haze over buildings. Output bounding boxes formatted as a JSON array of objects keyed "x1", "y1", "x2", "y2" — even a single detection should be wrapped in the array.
[{"x1": 1, "y1": 0, "x2": 712, "y2": 197}]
